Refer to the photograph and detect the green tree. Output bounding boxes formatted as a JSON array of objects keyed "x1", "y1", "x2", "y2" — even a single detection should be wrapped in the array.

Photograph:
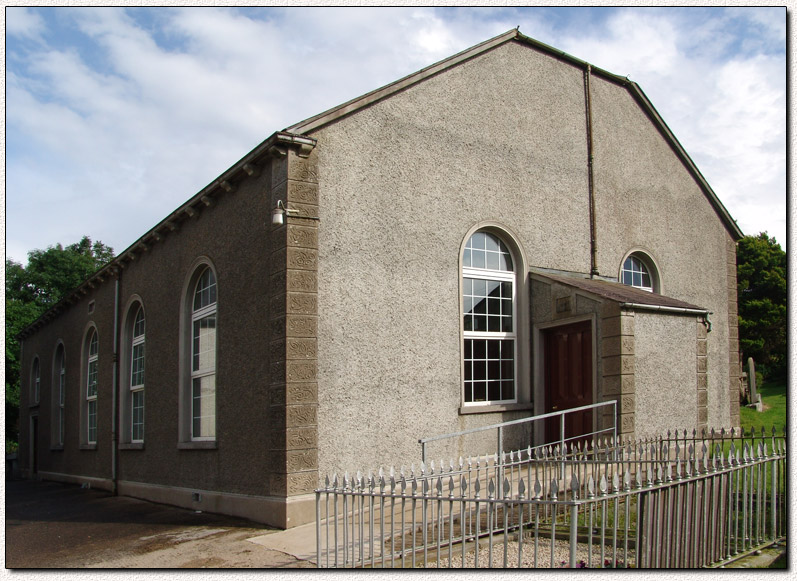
[
  {"x1": 736, "y1": 232, "x2": 786, "y2": 380},
  {"x1": 6, "y1": 236, "x2": 114, "y2": 448}
]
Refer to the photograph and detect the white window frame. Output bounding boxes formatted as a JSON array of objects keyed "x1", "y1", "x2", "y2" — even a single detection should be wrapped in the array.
[
  {"x1": 53, "y1": 344, "x2": 65, "y2": 447},
  {"x1": 31, "y1": 357, "x2": 40, "y2": 405},
  {"x1": 86, "y1": 331, "x2": 98, "y2": 444},
  {"x1": 130, "y1": 306, "x2": 145, "y2": 443},
  {"x1": 620, "y1": 252, "x2": 658, "y2": 293},
  {"x1": 462, "y1": 232, "x2": 518, "y2": 406},
  {"x1": 190, "y1": 268, "x2": 217, "y2": 441}
]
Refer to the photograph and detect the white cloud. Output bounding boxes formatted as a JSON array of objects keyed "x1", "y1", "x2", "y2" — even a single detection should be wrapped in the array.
[
  {"x1": 5, "y1": 7, "x2": 46, "y2": 41},
  {"x1": 4, "y1": 7, "x2": 787, "y2": 265},
  {"x1": 549, "y1": 8, "x2": 785, "y2": 246}
]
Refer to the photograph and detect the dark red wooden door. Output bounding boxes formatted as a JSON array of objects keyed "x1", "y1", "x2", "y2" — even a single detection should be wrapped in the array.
[{"x1": 543, "y1": 320, "x2": 593, "y2": 445}]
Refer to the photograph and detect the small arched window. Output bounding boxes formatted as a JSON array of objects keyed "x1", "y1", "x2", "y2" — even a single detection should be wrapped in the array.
[
  {"x1": 462, "y1": 231, "x2": 516, "y2": 405},
  {"x1": 620, "y1": 253, "x2": 659, "y2": 293},
  {"x1": 191, "y1": 267, "x2": 217, "y2": 440}
]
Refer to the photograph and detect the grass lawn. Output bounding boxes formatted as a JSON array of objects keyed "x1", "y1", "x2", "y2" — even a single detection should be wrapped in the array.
[{"x1": 739, "y1": 380, "x2": 787, "y2": 434}]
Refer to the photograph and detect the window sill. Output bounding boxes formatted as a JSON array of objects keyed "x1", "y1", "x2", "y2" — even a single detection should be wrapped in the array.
[
  {"x1": 80, "y1": 443, "x2": 98, "y2": 451},
  {"x1": 119, "y1": 443, "x2": 145, "y2": 451},
  {"x1": 177, "y1": 441, "x2": 217, "y2": 450},
  {"x1": 50, "y1": 445, "x2": 64, "y2": 452},
  {"x1": 459, "y1": 402, "x2": 534, "y2": 415}
]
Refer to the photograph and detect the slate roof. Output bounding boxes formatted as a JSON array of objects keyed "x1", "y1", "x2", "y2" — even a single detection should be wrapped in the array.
[{"x1": 533, "y1": 271, "x2": 706, "y2": 312}]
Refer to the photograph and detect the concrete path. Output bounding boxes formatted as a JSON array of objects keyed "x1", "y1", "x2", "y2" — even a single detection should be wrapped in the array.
[{"x1": 5, "y1": 479, "x2": 314, "y2": 568}]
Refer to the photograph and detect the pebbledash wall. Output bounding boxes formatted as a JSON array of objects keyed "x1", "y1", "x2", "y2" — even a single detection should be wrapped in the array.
[
  {"x1": 302, "y1": 37, "x2": 740, "y2": 474},
  {"x1": 17, "y1": 30, "x2": 741, "y2": 528}
]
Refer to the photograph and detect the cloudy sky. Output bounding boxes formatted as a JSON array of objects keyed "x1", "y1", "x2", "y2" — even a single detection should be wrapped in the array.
[{"x1": 5, "y1": 6, "x2": 787, "y2": 265}]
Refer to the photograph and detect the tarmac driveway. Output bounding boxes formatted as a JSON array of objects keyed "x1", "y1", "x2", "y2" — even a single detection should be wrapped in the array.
[{"x1": 4, "y1": 479, "x2": 314, "y2": 568}]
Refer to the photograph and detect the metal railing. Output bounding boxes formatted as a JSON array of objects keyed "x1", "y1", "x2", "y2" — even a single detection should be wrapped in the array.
[
  {"x1": 418, "y1": 400, "x2": 617, "y2": 472},
  {"x1": 315, "y1": 427, "x2": 786, "y2": 568}
]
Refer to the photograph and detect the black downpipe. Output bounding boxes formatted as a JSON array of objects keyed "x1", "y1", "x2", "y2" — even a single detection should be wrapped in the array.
[{"x1": 584, "y1": 64, "x2": 599, "y2": 277}]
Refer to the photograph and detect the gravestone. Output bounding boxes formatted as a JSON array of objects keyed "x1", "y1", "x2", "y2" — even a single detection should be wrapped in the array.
[{"x1": 748, "y1": 357, "x2": 762, "y2": 412}]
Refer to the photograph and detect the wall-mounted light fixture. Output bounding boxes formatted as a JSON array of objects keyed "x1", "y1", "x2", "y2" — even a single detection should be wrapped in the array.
[{"x1": 271, "y1": 199, "x2": 299, "y2": 225}]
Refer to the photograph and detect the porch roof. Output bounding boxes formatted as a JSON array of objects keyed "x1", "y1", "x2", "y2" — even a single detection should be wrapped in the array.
[{"x1": 532, "y1": 271, "x2": 707, "y2": 312}]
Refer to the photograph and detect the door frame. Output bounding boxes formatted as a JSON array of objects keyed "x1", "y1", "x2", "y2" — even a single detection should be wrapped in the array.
[{"x1": 532, "y1": 313, "x2": 597, "y2": 446}]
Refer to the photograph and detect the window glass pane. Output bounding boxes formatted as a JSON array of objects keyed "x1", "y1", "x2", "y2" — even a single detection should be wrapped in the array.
[
  {"x1": 472, "y1": 279, "x2": 486, "y2": 297},
  {"x1": 498, "y1": 252, "x2": 511, "y2": 271},
  {"x1": 131, "y1": 344, "x2": 145, "y2": 387},
  {"x1": 463, "y1": 249, "x2": 472, "y2": 268},
  {"x1": 487, "y1": 381, "x2": 501, "y2": 402},
  {"x1": 472, "y1": 248, "x2": 485, "y2": 269},
  {"x1": 469, "y1": 232, "x2": 486, "y2": 250},
  {"x1": 87, "y1": 400, "x2": 97, "y2": 443},
  {"x1": 193, "y1": 268, "x2": 217, "y2": 311},
  {"x1": 473, "y1": 315, "x2": 487, "y2": 332},
  {"x1": 192, "y1": 316, "x2": 217, "y2": 372},
  {"x1": 472, "y1": 382, "x2": 486, "y2": 402},
  {"x1": 473, "y1": 297, "x2": 486, "y2": 315},
  {"x1": 486, "y1": 251, "x2": 499, "y2": 270},
  {"x1": 132, "y1": 390, "x2": 145, "y2": 441},
  {"x1": 473, "y1": 340, "x2": 486, "y2": 359},
  {"x1": 133, "y1": 308, "x2": 145, "y2": 338},
  {"x1": 87, "y1": 360, "x2": 98, "y2": 397},
  {"x1": 502, "y1": 381, "x2": 515, "y2": 400},
  {"x1": 473, "y1": 360, "x2": 486, "y2": 381},
  {"x1": 192, "y1": 376, "x2": 216, "y2": 439}
]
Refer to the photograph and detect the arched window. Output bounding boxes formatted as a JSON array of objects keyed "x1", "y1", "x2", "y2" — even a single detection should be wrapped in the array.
[
  {"x1": 190, "y1": 267, "x2": 217, "y2": 440},
  {"x1": 130, "y1": 306, "x2": 145, "y2": 443},
  {"x1": 620, "y1": 252, "x2": 659, "y2": 293},
  {"x1": 53, "y1": 344, "x2": 65, "y2": 446},
  {"x1": 31, "y1": 357, "x2": 40, "y2": 405},
  {"x1": 462, "y1": 231, "x2": 516, "y2": 405},
  {"x1": 86, "y1": 330, "x2": 99, "y2": 444}
]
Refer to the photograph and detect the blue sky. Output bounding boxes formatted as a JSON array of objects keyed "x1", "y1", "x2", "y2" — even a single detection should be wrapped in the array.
[{"x1": 5, "y1": 6, "x2": 787, "y2": 265}]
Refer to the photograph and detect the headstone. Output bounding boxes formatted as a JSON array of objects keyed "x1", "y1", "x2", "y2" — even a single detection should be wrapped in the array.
[{"x1": 748, "y1": 357, "x2": 762, "y2": 412}]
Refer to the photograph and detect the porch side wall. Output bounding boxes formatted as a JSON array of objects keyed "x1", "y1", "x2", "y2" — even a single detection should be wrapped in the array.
[{"x1": 632, "y1": 312, "x2": 698, "y2": 438}]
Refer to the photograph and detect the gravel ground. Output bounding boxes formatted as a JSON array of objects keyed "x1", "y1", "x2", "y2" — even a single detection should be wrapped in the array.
[{"x1": 426, "y1": 536, "x2": 635, "y2": 569}]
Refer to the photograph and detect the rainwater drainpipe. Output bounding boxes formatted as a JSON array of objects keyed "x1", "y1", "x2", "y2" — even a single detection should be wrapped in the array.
[
  {"x1": 111, "y1": 272, "x2": 120, "y2": 494},
  {"x1": 584, "y1": 64, "x2": 599, "y2": 277}
]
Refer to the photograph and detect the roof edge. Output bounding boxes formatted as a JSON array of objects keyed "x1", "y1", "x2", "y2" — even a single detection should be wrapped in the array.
[
  {"x1": 622, "y1": 83, "x2": 744, "y2": 240},
  {"x1": 285, "y1": 29, "x2": 519, "y2": 134},
  {"x1": 17, "y1": 130, "x2": 316, "y2": 341},
  {"x1": 286, "y1": 28, "x2": 742, "y2": 241}
]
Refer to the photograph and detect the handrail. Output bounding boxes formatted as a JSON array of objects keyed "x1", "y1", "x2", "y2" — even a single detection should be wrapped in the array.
[{"x1": 419, "y1": 400, "x2": 617, "y2": 468}]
